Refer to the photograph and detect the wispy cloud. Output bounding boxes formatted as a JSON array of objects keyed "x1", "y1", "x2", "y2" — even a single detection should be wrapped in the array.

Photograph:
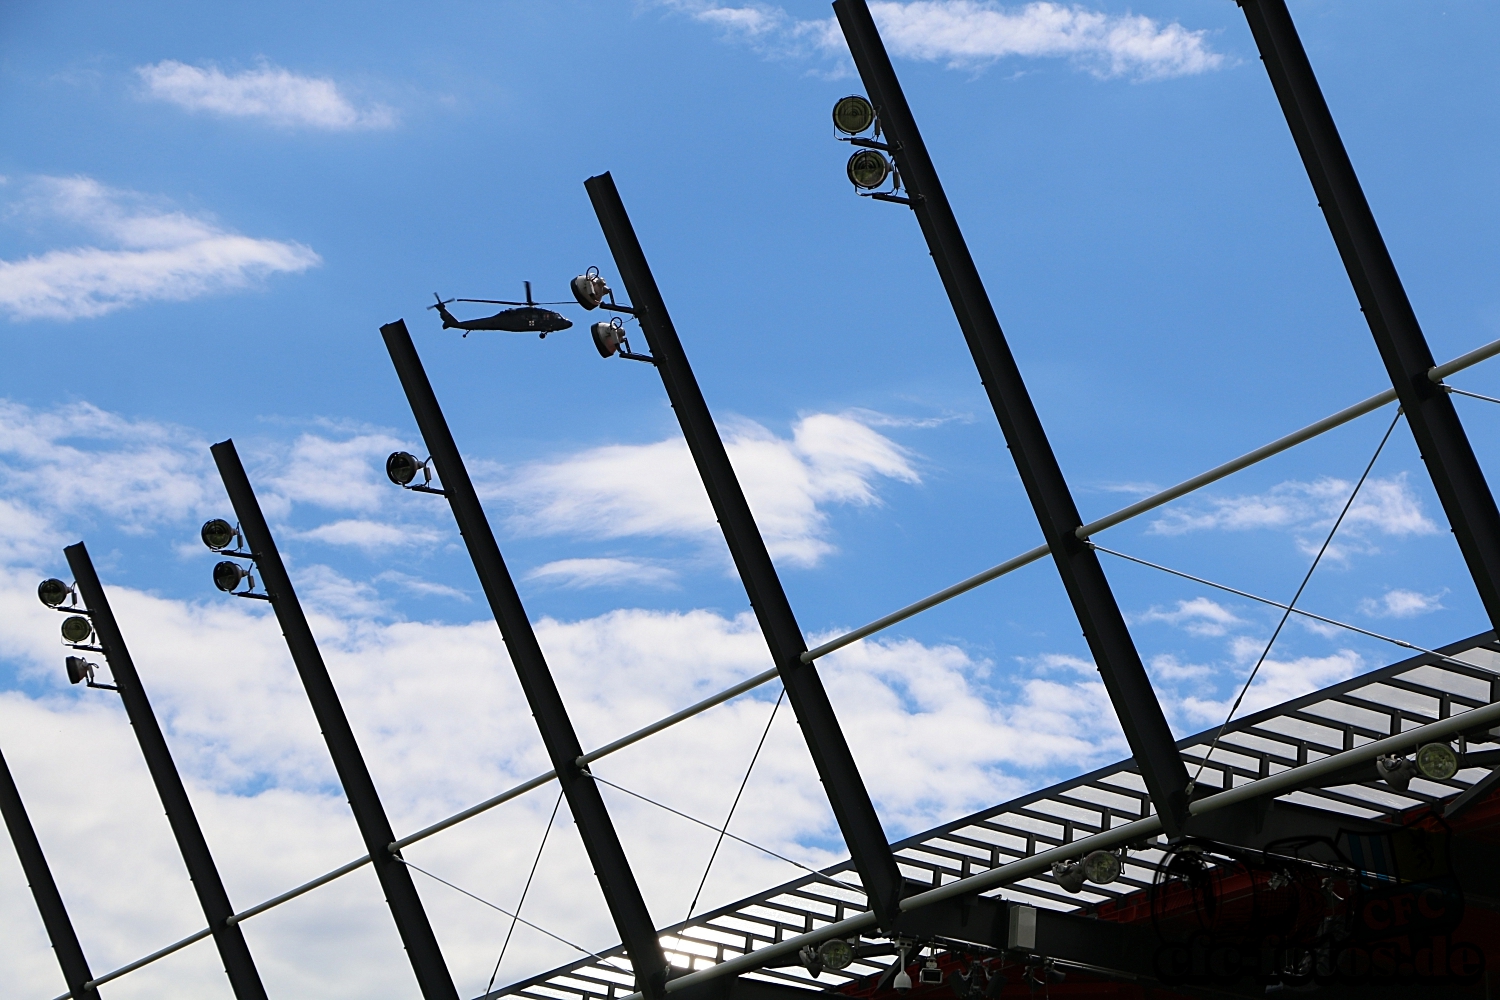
[
  {"x1": 137, "y1": 60, "x2": 396, "y2": 129},
  {"x1": 0, "y1": 176, "x2": 318, "y2": 320},
  {"x1": 1148, "y1": 473, "x2": 1437, "y2": 557},
  {"x1": 1358, "y1": 587, "x2": 1446, "y2": 619},
  {"x1": 1137, "y1": 596, "x2": 1244, "y2": 637},
  {"x1": 491, "y1": 412, "x2": 920, "y2": 568},
  {"x1": 667, "y1": 1, "x2": 1225, "y2": 80},
  {"x1": 527, "y1": 557, "x2": 677, "y2": 589}
]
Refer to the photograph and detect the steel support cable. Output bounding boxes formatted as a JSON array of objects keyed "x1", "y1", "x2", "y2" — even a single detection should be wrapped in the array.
[
  {"x1": 393, "y1": 856, "x2": 619, "y2": 967},
  {"x1": 686, "y1": 688, "x2": 785, "y2": 922},
  {"x1": 802, "y1": 338, "x2": 1500, "y2": 665},
  {"x1": 43, "y1": 346, "x2": 1500, "y2": 999},
  {"x1": 1185, "y1": 410, "x2": 1401, "y2": 790},
  {"x1": 584, "y1": 770, "x2": 863, "y2": 894},
  {"x1": 1445, "y1": 384, "x2": 1500, "y2": 407},
  {"x1": 484, "y1": 788, "x2": 565, "y2": 998},
  {"x1": 1089, "y1": 543, "x2": 1493, "y2": 677},
  {"x1": 619, "y1": 686, "x2": 1500, "y2": 1000}
]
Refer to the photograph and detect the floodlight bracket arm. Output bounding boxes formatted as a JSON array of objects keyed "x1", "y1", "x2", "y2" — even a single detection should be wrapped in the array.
[
  {"x1": 618, "y1": 350, "x2": 657, "y2": 366},
  {"x1": 842, "y1": 136, "x2": 897, "y2": 152},
  {"x1": 66, "y1": 644, "x2": 104, "y2": 654},
  {"x1": 215, "y1": 549, "x2": 258, "y2": 561},
  {"x1": 865, "y1": 192, "x2": 918, "y2": 207},
  {"x1": 84, "y1": 679, "x2": 119, "y2": 692},
  {"x1": 231, "y1": 591, "x2": 273, "y2": 603},
  {"x1": 598, "y1": 300, "x2": 637, "y2": 316},
  {"x1": 404, "y1": 484, "x2": 451, "y2": 497},
  {"x1": 51, "y1": 604, "x2": 91, "y2": 616}
]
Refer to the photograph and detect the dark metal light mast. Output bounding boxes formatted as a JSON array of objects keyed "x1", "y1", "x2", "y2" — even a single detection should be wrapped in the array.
[
  {"x1": 63, "y1": 542, "x2": 268, "y2": 1000},
  {"x1": 1236, "y1": 0, "x2": 1500, "y2": 629},
  {"x1": 0, "y1": 745, "x2": 99, "y2": 1000},
  {"x1": 582, "y1": 172, "x2": 907, "y2": 925},
  {"x1": 380, "y1": 321, "x2": 671, "y2": 1000},
  {"x1": 210, "y1": 440, "x2": 460, "y2": 1000},
  {"x1": 831, "y1": 0, "x2": 1191, "y2": 834}
]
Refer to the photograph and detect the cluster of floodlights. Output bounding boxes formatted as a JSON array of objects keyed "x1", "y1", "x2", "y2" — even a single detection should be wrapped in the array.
[
  {"x1": 200, "y1": 518, "x2": 269, "y2": 601},
  {"x1": 1051, "y1": 848, "x2": 1123, "y2": 894},
  {"x1": 569, "y1": 267, "x2": 655, "y2": 363},
  {"x1": 832, "y1": 95, "x2": 902, "y2": 196},
  {"x1": 1377, "y1": 741, "x2": 1460, "y2": 791},
  {"x1": 35, "y1": 577, "x2": 115, "y2": 690}
]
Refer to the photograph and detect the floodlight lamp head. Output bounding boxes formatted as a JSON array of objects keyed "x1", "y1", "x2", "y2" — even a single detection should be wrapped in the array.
[
  {"x1": 213, "y1": 560, "x2": 253, "y2": 594},
  {"x1": 572, "y1": 267, "x2": 610, "y2": 310},
  {"x1": 61, "y1": 616, "x2": 93, "y2": 645},
  {"x1": 1376, "y1": 753, "x2": 1414, "y2": 792},
  {"x1": 200, "y1": 518, "x2": 238, "y2": 552},
  {"x1": 833, "y1": 95, "x2": 877, "y2": 136},
  {"x1": 847, "y1": 149, "x2": 891, "y2": 190},
  {"x1": 817, "y1": 939, "x2": 854, "y2": 972},
  {"x1": 1052, "y1": 860, "x2": 1087, "y2": 893},
  {"x1": 592, "y1": 318, "x2": 625, "y2": 359},
  {"x1": 1082, "y1": 849, "x2": 1121, "y2": 885},
  {"x1": 38, "y1": 578, "x2": 72, "y2": 608},
  {"x1": 1416, "y1": 742, "x2": 1458, "y2": 780},
  {"x1": 65, "y1": 655, "x2": 94, "y2": 686},
  {"x1": 386, "y1": 451, "x2": 432, "y2": 488}
]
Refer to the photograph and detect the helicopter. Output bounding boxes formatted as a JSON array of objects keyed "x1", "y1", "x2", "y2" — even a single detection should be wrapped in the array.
[{"x1": 428, "y1": 282, "x2": 575, "y2": 338}]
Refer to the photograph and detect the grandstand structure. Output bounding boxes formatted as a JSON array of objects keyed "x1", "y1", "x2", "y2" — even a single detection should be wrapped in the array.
[{"x1": 6, "y1": 2, "x2": 1500, "y2": 998}]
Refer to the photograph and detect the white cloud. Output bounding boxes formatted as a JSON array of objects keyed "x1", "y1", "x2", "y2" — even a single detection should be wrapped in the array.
[
  {"x1": 491, "y1": 412, "x2": 919, "y2": 567},
  {"x1": 1148, "y1": 474, "x2": 1438, "y2": 554},
  {"x1": 1178, "y1": 648, "x2": 1363, "y2": 725},
  {"x1": 1358, "y1": 587, "x2": 1446, "y2": 619},
  {"x1": 0, "y1": 176, "x2": 319, "y2": 320},
  {"x1": 137, "y1": 60, "x2": 396, "y2": 129},
  {"x1": 1137, "y1": 596, "x2": 1244, "y2": 637},
  {"x1": 297, "y1": 518, "x2": 443, "y2": 551},
  {"x1": 526, "y1": 557, "x2": 677, "y2": 589},
  {"x1": 668, "y1": 1, "x2": 1224, "y2": 80}
]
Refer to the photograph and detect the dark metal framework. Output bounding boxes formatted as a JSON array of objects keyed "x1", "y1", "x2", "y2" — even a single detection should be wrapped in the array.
[
  {"x1": 211, "y1": 440, "x2": 460, "y2": 1000},
  {"x1": 584, "y1": 172, "x2": 907, "y2": 927},
  {"x1": 1237, "y1": 0, "x2": 1500, "y2": 631},
  {"x1": 832, "y1": 0, "x2": 1190, "y2": 834},
  {"x1": 0, "y1": 745, "x2": 98, "y2": 1000},
  {"x1": 64, "y1": 542, "x2": 268, "y2": 1000},
  {"x1": 381, "y1": 321, "x2": 671, "y2": 1000},
  {"x1": 500, "y1": 632, "x2": 1500, "y2": 1000}
]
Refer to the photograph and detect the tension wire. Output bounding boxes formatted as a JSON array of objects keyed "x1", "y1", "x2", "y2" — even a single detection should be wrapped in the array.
[{"x1": 484, "y1": 787, "x2": 566, "y2": 997}]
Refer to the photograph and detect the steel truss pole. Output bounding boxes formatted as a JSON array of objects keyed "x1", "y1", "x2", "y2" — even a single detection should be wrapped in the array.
[
  {"x1": 0, "y1": 745, "x2": 99, "y2": 1000},
  {"x1": 583, "y1": 172, "x2": 907, "y2": 925},
  {"x1": 832, "y1": 0, "x2": 1191, "y2": 833},
  {"x1": 380, "y1": 321, "x2": 671, "y2": 1000},
  {"x1": 210, "y1": 440, "x2": 459, "y2": 1000},
  {"x1": 1237, "y1": 0, "x2": 1500, "y2": 629},
  {"x1": 64, "y1": 542, "x2": 268, "y2": 1000}
]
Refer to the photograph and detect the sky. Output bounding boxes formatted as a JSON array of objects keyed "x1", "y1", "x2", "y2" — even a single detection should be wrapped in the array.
[{"x1": 2, "y1": 1, "x2": 1498, "y2": 997}]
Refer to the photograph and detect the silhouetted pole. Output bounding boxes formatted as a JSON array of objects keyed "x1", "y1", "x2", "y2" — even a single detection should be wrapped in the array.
[
  {"x1": 0, "y1": 745, "x2": 99, "y2": 1000},
  {"x1": 65, "y1": 541, "x2": 267, "y2": 1000}
]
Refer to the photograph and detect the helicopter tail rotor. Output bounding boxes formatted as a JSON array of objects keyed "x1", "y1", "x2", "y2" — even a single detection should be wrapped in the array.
[{"x1": 427, "y1": 293, "x2": 459, "y2": 328}]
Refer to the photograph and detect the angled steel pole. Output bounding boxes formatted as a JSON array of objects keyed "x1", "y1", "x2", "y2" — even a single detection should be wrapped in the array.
[
  {"x1": 0, "y1": 745, "x2": 99, "y2": 1000},
  {"x1": 832, "y1": 0, "x2": 1191, "y2": 835},
  {"x1": 1237, "y1": 0, "x2": 1500, "y2": 629},
  {"x1": 380, "y1": 321, "x2": 671, "y2": 1000},
  {"x1": 64, "y1": 542, "x2": 268, "y2": 1000},
  {"x1": 583, "y1": 172, "x2": 908, "y2": 925},
  {"x1": 210, "y1": 440, "x2": 459, "y2": 1000}
]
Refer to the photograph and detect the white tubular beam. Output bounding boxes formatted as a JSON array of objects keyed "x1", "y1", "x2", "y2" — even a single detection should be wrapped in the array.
[{"x1": 801, "y1": 337, "x2": 1500, "y2": 664}]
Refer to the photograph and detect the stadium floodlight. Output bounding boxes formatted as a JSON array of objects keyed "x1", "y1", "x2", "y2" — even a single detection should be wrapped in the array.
[
  {"x1": 1051, "y1": 860, "x2": 1087, "y2": 893},
  {"x1": 572, "y1": 267, "x2": 610, "y2": 310},
  {"x1": 817, "y1": 939, "x2": 854, "y2": 971},
  {"x1": 38, "y1": 578, "x2": 72, "y2": 607},
  {"x1": 65, "y1": 655, "x2": 94, "y2": 685},
  {"x1": 60, "y1": 616, "x2": 93, "y2": 644},
  {"x1": 213, "y1": 560, "x2": 253, "y2": 594},
  {"x1": 833, "y1": 95, "x2": 877, "y2": 136},
  {"x1": 593, "y1": 320, "x2": 624, "y2": 358},
  {"x1": 1082, "y1": 849, "x2": 1121, "y2": 885},
  {"x1": 386, "y1": 451, "x2": 423, "y2": 486},
  {"x1": 847, "y1": 149, "x2": 891, "y2": 190},
  {"x1": 201, "y1": 518, "x2": 238, "y2": 551},
  {"x1": 1416, "y1": 742, "x2": 1459, "y2": 780},
  {"x1": 1376, "y1": 753, "x2": 1414, "y2": 792}
]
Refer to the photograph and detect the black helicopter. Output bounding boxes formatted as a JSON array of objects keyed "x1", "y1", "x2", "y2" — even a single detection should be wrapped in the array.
[{"x1": 428, "y1": 282, "x2": 575, "y2": 338}]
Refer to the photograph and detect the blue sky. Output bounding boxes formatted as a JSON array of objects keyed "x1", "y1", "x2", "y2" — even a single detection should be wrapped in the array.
[{"x1": 2, "y1": 2, "x2": 1499, "y2": 998}]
